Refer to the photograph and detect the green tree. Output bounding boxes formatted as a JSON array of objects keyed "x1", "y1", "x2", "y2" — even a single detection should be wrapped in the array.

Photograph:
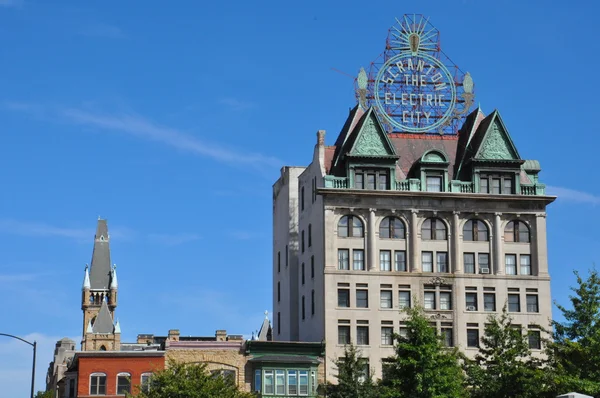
[
  {"x1": 324, "y1": 343, "x2": 378, "y2": 398},
  {"x1": 546, "y1": 268, "x2": 600, "y2": 396},
  {"x1": 464, "y1": 306, "x2": 546, "y2": 398},
  {"x1": 379, "y1": 306, "x2": 466, "y2": 398},
  {"x1": 128, "y1": 361, "x2": 254, "y2": 398},
  {"x1": 34, "y1": 391, "x2": 53, "y2": 398}
]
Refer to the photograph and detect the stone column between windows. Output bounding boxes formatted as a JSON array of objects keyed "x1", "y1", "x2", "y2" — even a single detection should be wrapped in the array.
[
  {"x1": 535, "y1": 213, "x2": 549, "y2": 276},
  {"x1": 368, "y1": 209, "x2": 377, "y2": 270},
  {"x1": 453, "y1": 211, "x2": 462, "y2": 273},
  {"x1": 411, "y1": 210, "x2": 420, "y2": 272},
  {"x1": 494, "y1": 212, "x2": 503, "y2": 275}
]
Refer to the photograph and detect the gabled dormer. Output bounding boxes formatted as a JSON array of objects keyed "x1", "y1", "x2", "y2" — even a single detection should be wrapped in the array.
[
  {"x1": 416, "y1": 149, "x2": 450, "y2": 192},
  {"x1": 325, "y1": 107, "x2": 399, "y2": 190}
]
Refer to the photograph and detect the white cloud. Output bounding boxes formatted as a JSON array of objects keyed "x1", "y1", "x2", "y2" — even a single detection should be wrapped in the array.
[
  {"x1": 545, "y1": 185, "x2": 600, "y2": 205},
  {"x1": 0, "y1": 0, "x2": 23, "y2": 7},
  {"x1": 0, "y1": 333, "x2": 79, "y2": 397},
  {"x1": 218, "y1": 97, "x2": 257, "y2": 111},
  {"x1": 0, "y1": 272, "x2": 46, "y2": 283},
  {"x1": 0, "y1": 219, "x2": 91, "y2": 240},
  {"x1": 61, "y1": 108, "x2": 282, "y2": 170},
  {"x1": 80, "y1": 24, "x2": 126, "y2": 39}
]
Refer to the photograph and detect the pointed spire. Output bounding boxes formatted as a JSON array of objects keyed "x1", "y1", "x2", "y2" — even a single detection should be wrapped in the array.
[
  {"x1": 86, "y1": 321, "x2": 93, "y2": 334},
  {"x1": 114, "y1": 319, "x2": 121, "y2": 334},
  {"x1": 110, "y1": 264, "x2": 118, "y2": 289},
  {"x1": 82, "y1": 264, "x2": 91, "y2": 291},
  {"x1": 89, "y1": 219, "x2": 112, "y2": 290},
  {"x1": 92, "y1": 300, "x2": 115, "y2": 334}
]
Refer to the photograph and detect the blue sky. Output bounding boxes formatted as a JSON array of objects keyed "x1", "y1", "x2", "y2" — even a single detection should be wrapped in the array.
[{"x1": 1, "y1": 0, "x2": 599, "y2": 395}]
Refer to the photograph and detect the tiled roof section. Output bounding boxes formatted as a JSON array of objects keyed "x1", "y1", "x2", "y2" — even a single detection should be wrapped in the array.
[
  {"x1": 389, "y1": 134, "x2": 459, "y2": 180},
  {"x1": 454, "y1": 107, "x2": 486, "y2": 177},
  {"x1": 520, "y1": 169, "x2": 532, "y2": 185},
  {"x1": 330, "y1": 105, "x2": 365, "y2": 172},
  {"x1": 324, "y1": 146, "x2": 335, "y2": 173},
  {"x1": 92, "y1": 300, "x2": 114, "y2": 334},
  {"x1": 89, "y1": 219, "x2": 112, "y2": 290}
]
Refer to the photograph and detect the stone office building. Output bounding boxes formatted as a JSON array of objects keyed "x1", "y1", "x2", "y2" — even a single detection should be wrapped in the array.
[{"x1": 272, "y1": 15, "x2": 555, "y2": 380}]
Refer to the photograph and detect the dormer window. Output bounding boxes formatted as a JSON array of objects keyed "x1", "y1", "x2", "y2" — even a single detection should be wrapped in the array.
[
  {"x1": 426, "y1": 174, "x2": 443, "y2": 192},
  {"x1": 480, "y1": 174, "x2": 514, "y2": 194},
  {"x1": 354, "y1": 168, "x2": 389, "y2": 190}
]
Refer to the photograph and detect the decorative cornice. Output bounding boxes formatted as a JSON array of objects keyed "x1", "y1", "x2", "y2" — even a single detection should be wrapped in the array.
[{"x1": 427, "y1": 276, "x2": 447, "y2": 286}]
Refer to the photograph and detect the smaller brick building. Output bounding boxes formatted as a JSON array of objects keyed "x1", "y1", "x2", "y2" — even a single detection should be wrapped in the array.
[{"x1": 63, "y1": 351, "x2": 164, "y2": 398}]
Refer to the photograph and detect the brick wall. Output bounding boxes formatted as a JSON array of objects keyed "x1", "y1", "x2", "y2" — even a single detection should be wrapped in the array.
[{"x1": 77, "y1": 355, "x2": 165, "y2": 397}]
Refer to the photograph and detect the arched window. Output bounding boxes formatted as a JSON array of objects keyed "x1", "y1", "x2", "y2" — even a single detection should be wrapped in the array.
[
  {"x1": 90, "y1": 373, "x2": 106, "y2": 395},
  {"x1": 504, "y1": 220, "x2": 530, "y2": 243},
  {"x1": 117, "y1": 372, "x2": 131, "y2": 394},
  {"x1": 141, "y1": 373, "x2": 153, "y2": 393},
  {"x1": 463, "y1": 220, "x2": 489, "y2": 241},
  {"x1": 380, "y1": 217, "x2": 406, "y2": 239},
  {"x1": 421, "y1": 218, "x2": 447, "y2": 240},
  {"x1": 337, "y1": 215, "x2": 364, "y2": 238}
]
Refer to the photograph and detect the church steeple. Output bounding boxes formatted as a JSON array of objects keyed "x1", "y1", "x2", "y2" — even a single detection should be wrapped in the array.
[{"x1": 81, "y1": 218, "x2": 120, "y2": 350}]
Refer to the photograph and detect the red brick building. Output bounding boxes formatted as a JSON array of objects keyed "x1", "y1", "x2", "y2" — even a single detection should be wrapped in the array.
[{"x1": 63, "y1": 351, "x2": 165, "y2": 397}]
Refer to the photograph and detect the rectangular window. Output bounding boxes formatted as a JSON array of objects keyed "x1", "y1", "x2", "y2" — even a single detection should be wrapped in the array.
[
  {"x1": 353, "y1": 250, "x2": 365, "y2": 271},
  {"x1": 508, "y1": 294, "x2": 521, "y2": 312},
  {"x1": 505, "y1": 254, "x2": 517, "y2": 275},
  {"x1": 301, "y1": 186, "x2": 305, "y2": 210},
  {"x1": 356, "y1": 289, "x2": 368, "y2": 308},
  {"x1": 479, "y1": 253, "x2": 490, "y2": 272},
  {"x1": 275, "y1": 370, "x2": 285, "y2": 395},
  {"x1": 492, "y1": 178, "x2": 501, "y2": 194},
  {"x1": 288, "y1": 371, "x2": 297, "y2": 395},
  {"x1": 440, "y1": 292, "x2": 452, "y2": 310},
  {"x1": 141, "y1": 374, "x2": 151, "y2": 393},
  {"x1": 504, "y1": 178, "x2": 513, "y2": 194},
  {"x1": 311, "y1": 289, "x2": 315, "y2": 315},
  {"x1": 378, "y1": 174, "x2": 388, "y2": 190},
  {"x1": 398, "y1": 326, "x2": 408, "y2": 339},
  {"x1": 394, "y1": 251, "x2": 407, "y2": 271},
  {"x1": 277, "y1": 312, "x2": 280, "y2": 334},
  {"x1": 264, "y1": 371, "x2": 274, "y2": 394},
  {"x1": 484, "y1": 293, "x2": 496, "y2": 312},
  {"x1": 302, "y1": 230, "x2": 305, "y2": 253},
  {"x1": 278, "y1": 251, "x2": 281, "y2": 273},
  {"x1": 367, "y1": 173, "x2": 376, "y2": 190},
  {"x1": 381, "y1": 327, "x2": 393, "y2": 345},
  {"x1": 424, "y1": 291, "x2": 436, "y2": 309},
  {"x1": 422, "y1": 251, "x2": 433, "y2": 272},
  {"x1": 465, "y1": 293, "x2": 478, "y2": 311},
  {"x1": 380, "y1": 250, "x2": 391, "y2": 271},
  {"x1": 90, "y1": 374, "x2": 106, "y2": 395},
  {"x1": 302, "y1": 263, "x2": 305, "y2": 285},
  {"x1": 380, "y1": 290, "x2": 392, "y2": 309},
  {"x1": 357, "y1": 326, "x2": 369, "y2": 345},
  {"x1": 311, "y1": 371, "x2": 316, "y2": 394},
  {"x1": 398, "y1": 291, "x2": 411, "y2": 309},
  {"x1": 437, "y1": 252, "x2": 449, "y2": 273},
  {"x1": 277, "y1": 282, "x2": 280, "y2": 302},
  {"x1": 480, "y1": 178, "x2": 489, "y2": 193},
  {"x1": 528, "y1": 330, "x2": 541, "y2": 349},
  {"x1": 467, "y1": 329, "x2": 479, "y2": 347},
  {"x1": 338, "y1": 249, "x2": 349, "y2": 270},
  {"x1": 311, "y1": 256, "x2": 315, "y2": 278},
  {"x1": 286, "y1": 245, "x2": 288, "y2": 267},
  {"x1": 441, "y1": 328, "x2": 453, "y2": 347},
  {"x1": 520, "y1": 255, "x2": 532, "y2": 275},
  {"x1": 526, "y1": 295, "x2": 539, "y2": 313},
  {"x1": 338, "y1": 289, "x2": 350, "y2": 307},
  {"x1": 338, "y1": 325, "x2": 351, "y2": 344},
  {"x1": 426, "y1": 175, "x2": 442, "y2": 192},
  {"x1": 302, "y1": 295, "x2": 305, "y2": 320},
  {"x1": 308, "y1": 224, "x2": 312, "y2": 247},
  {"x1": 355, "y1": 173, "x2": 364, "y2": 189},
  {"x1": 464, "y1": 253, "x2": 475, "y2": 274},
  {"x1": 299, "y1": 371, "x2": 308, "y2": 395}
]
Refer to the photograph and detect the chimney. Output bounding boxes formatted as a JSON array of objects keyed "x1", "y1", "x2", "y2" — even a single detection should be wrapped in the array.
[
  {"x1": 317, "y1": 130, "x2": 326, "y2": 147},
  {"x1": 215, "y1": 330, "x2": 227, "y2": 342},
  {"x1": 167, "y1": 329, "x2": 180, "y2": 342}
]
